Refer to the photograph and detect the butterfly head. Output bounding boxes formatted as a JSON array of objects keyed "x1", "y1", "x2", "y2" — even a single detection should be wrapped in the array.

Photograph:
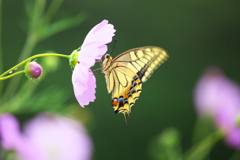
[
  {"x1": 102, "y1": 54, "x2": 113, "y2": 70},
  {"x1": 105, "y1": 54, "x2": 111, "y2": 59}
]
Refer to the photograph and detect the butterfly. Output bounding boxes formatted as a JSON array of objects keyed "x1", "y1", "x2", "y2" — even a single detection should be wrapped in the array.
[{"x1": 101, "y1": 46, "x2": 169, "y2": 123}]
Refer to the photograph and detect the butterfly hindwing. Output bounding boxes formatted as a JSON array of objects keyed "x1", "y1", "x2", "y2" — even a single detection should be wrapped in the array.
[{"x1": 110, "y1": 66, "x2": 142, "y2": 115}]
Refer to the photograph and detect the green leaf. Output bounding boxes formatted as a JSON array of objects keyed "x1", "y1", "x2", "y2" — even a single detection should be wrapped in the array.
[
  {"x1": 40, "y1": 12, "x2": 88, "y2": 40},
  {"x1": 21, "y1": 85, "x2": 70, "y2": 114}
]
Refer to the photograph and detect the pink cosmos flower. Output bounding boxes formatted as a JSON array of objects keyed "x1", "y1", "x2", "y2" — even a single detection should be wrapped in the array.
[
  {"x1": 226, "y1": 129, "x2": 240, "y2": 149},
  {"x1": 194, "y1": 67, "x2": 228, "y2": 116},
  {"x1": 71, "y1": 20, "x2": 116, "y2": 107},
  {"x1": 194, "y1": 66, "x2": 240, "y2": 149},
  {"x1": 0, "y1": 114, "x2": 41, "y2": 159},
  {"x1": 0, "y1": 114, "x2": 93, "y2": 160}
]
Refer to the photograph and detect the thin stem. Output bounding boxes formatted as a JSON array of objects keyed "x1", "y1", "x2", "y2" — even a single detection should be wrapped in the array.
[
  {"x1": 0, "y1": 71, "x2": 25, "y2": 80},
  {"x1": 28, "y1": 0, "x2": 46, "y2": 34},
  {"x1": 0, "y1": 53, "x2": 70, "y2": 77},
  {"x1": 43, "y1": 0, "x2": 64, "y2": 25},
  {"x1": 181, "y1": 130, "x2": 224, "y2": 160}
]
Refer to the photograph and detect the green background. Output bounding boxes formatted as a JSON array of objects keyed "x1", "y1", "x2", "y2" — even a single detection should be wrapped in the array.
[{"x1": 1, "y1": 0, "x2": 240, "y2": 159}]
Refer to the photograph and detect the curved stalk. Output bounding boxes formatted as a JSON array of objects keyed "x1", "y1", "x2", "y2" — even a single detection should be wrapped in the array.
[
  {"x1": 0, "y1": 71, "x2": 25, "y2": 80},
  {"x1": 0, "y1": 53, "x2": 70, "y2": 78}
]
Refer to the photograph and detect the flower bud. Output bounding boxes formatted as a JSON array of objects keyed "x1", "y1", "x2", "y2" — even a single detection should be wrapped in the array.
[{"x1": 25, "y1": 61, "x2": 42, "y2": 79}]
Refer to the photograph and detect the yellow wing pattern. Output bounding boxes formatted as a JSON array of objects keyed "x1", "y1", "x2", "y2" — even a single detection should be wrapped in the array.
[
  {"x1": 112, "y1": 47, "x2": 169, "y2": 82},
  {"x1": 102, "y1": 46, "x2": 169, "y2": 121}
]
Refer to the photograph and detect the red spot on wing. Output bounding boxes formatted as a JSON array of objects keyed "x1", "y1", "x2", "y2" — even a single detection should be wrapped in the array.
[{"x1": 112, "y1": 99, "x2": 118, "y2": 106}]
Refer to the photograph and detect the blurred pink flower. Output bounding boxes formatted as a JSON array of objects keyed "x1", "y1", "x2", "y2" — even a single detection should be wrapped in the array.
[
  {"x1": 226, "y1": 129, "x2": 240, "y2": 150},
  {"x1": 215, "y1": 82, "x2": 240, "y2": 132},
  {"x1": 0, "y1": 114, "x2": 40, "y2": 159},
  {"x1": 194, "y1": 67, "x2": 229, "y2": 116},
  {"x1": 194, "y1": 66, "x2": 240, "y2": 149},
  {"x1": 0, "y1": 114, "x2": 24, "y2": 150},
  {"x1": 0, "y1": 114, "x2": 93, "y2": 160},
  {"x1": 71, "y1": 19, "x2": 115, "y2": 107},
  {"x1": 21, "y1": 114, "x2": 92, "y2": 160}
]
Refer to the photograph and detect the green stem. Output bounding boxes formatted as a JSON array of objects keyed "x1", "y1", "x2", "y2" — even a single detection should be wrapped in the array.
[
  {"x1": 0, "y1": 70, "x2": 25, "y2": 80},
  {"x1": 3, "y1": 33, "x2": 39, "y2": 102},
  {"x1": 0, "y1": 53, "x2": 70, "y2": 78},
  {"x1": 43, "y1": 0, "x2": 64, "y2": 25},
  {"x1": 181, "y1": 130, "x2": 224, "y2": 160},
  {"x1": 28, "y1": 0, "x2": 46, "y2": 34}
]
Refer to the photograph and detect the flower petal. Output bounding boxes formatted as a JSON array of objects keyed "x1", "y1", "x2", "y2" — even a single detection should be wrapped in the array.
[
  {"x1": 79, "y1": 44, "x2": 99, "y2": 68},
  {"x1": 225, "y1": 129, "x2": 240, "y2": 149},
  {"x1": 215, "y1": 83, "x2": 240, "y2": 132},
  {"x1": 80, "y1": 19, "x2": 116, "y2": 61},
  {"x1": 195, "y1": 67, "x2": 240, "y2": 132},
  {"x1": 96, "y1": 44, "x2": 107, "y2": 60},
  {"x1": 0, "y1": 114, "x2": 23, "y2": 150},
  {"x1": 82, "y1": 20, "x2": 115, "y2": 48},
  {"x1": 72, "y1": 68, "x2": 96, "y2": 107}
]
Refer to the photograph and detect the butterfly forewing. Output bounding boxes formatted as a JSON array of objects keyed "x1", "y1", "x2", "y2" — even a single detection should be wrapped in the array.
[{"x1": 113, "y1": 47, "x2": 169, "y2": 82}]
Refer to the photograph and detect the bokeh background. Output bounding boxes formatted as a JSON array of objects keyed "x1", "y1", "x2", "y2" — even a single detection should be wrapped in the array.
[{"x1": 1, "y1": 0, "x2": 240, "y2": 159}]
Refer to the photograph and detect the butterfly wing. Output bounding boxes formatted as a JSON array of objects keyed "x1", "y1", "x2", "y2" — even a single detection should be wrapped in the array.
[
  {"x1": 110, "y1": 65, "x2": 142, "y2": 114},
  {"x1": 103, "y1": 46, "x2": 169, "y2": 118},
  {"x1": 113, "y1": 46, "x2": 169, "y2": 82}
]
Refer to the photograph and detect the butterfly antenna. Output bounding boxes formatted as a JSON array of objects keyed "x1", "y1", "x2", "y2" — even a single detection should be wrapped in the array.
[{"x1": 109, "y1": 39, "x2": 118, "y2": 55}]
